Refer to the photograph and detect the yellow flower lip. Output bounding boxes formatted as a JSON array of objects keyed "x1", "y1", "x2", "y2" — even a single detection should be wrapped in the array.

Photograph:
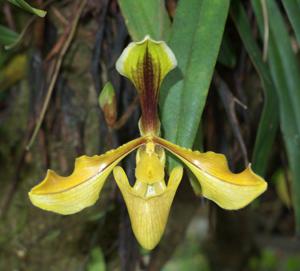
[
  {"x1": 113, "y1": 165, "x2": 183, "y2": 250},
  {"x1": 28, "y1": 35, "x2": 268, "y2": 250},
  {"x1": 28, "y1": 134, "x2": 267, "y2": 246}
]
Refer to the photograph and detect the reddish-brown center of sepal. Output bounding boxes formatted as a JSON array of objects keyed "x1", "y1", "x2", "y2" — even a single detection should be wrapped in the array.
[{"x1": 133, "y1": 45, "x2": 161, "y2": 135}]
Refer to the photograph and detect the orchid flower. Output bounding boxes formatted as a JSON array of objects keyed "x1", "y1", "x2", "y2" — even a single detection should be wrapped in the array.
[{"x1": 29, "y1": 36, "x2": 267, "y2": 250}]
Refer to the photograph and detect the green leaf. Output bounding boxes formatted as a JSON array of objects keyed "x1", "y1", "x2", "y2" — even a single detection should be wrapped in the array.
[
  {"x1": 8, "y1": 0, "x2": 47, "y2": 17},
  {"x1": 252, "y1": 0, "x2": 300, "y2": 233},
  {"x1": 118, "y1": 0, "x2": 171, "y2": 41},
  {"x1": 1, "y1": 19, "x2": 33, "y2": 50},
  {"x1": 230, "y1": 1, "x2": 278, "y2": 177},
  {"x1": 0, "y1": 25, "x2": 19, "y2": 46},
  {"x1": 282, "y1": 0, "x2": 300, "y2": 45},
  {"x1": 160, "y1": 0, "x2": 230, "y2": 156},
  {"x1": 118, "y1": 0, "x2": 229, "y2": 168},
  {"x1": 272, "y1": 169, "x2": 292, "y2": 208}
]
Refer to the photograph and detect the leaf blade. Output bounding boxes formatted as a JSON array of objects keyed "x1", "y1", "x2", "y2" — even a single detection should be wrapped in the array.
[
  {"x1": 252, "y1": 0, "x2": 300, "y2": 233},
  {"x1": 118, "y1": 0, "x2": 171, "y2": 41},
  {"x1": 161, "y1": 0, "x2": 230, "y2": 153},
  {"x1": 282, "y1": 0, "x2": 300, "y2": 45},
  {"x1": 0, "y1": 25, "x2": 19, "y2": 46},
  {"x1": 8, "y1": 0, "x2": 47, "y2": 17}
]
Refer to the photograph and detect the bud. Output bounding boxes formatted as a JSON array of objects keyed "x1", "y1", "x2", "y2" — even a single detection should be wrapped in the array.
[{"x1": 98, "y1": 82, "x2": 117, "y2": 127}]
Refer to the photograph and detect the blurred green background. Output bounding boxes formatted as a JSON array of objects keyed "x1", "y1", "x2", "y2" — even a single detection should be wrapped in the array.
[{"x1": 1, "y1": 0, "x2": 300, "y2": 270}]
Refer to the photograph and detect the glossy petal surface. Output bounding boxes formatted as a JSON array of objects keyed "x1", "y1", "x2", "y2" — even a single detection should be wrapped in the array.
[
  {"x1": 154, "y1": 136, "x2": 267, "y2": 210},
  {"x1": 116, "y1": 36, "x2": 177, "y2": 133},
  {"x1": 113, "y1": 165, "x2": 183, "y2": 250},
  {"x1": 29, "y1": 137, "x2": 146, "y2": 215},
  {"x1": 116, "y1": 36, "x2": 177, "y2": 93}
]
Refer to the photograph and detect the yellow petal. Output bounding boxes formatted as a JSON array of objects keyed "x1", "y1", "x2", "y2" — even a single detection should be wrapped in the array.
[
  {"x1": 154, "y1": 137, "x2": 267, "y2": 210},
  {"x1": 135, "y1": 142, "x2": 165, "y2": 184},
  {"x1": 28, "y1": 137, "x2": 146, "y2": 215},
  {"x1": 113, "y1": 166, "x2": 183, "y2": 250}
]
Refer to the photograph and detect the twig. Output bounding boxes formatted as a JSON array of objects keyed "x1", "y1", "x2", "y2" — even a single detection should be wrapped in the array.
[
  {"x1": 50, "y1": 6, "x2": 69, "y2": 27},
  {"x1": 233, "y1": 97, "x2": 248, "y2": 110},
  {"x1": 215, "y1": 73, "x2": 249, "y2": 167},
  {"x1": 3, "y1": 3, "x2": 16, "y2": 30},
  {"x1": 5, "y1": 16, "x2": 36, "y2": 50},
  {"x1": 112, "y1": 96, "x2": 139, "y2": 130},
  {"x1": 91, "y1": 0, "x2": 109, "y2": 93},
  {"x1": 26, "y1": 0, "x2": 88, "y2": 150}
]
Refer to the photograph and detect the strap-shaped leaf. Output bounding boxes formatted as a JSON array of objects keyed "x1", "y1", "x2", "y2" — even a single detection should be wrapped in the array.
[
  {"x1": 8, "y1": 0, "x2": 46, "y2": 17},
  {"x1": 118, "y1": 0, "x2": 171, "y2": 41},
  {"x1": 29, "y1": 137, "x2": 146, "y2": 215},
  {"x1": 154, "y1": 136, "x2": 267, "y2": 210},
  {"x1": 161, "y1": 0, "x2": 230, "y2": 156},
  {"x1": 282, "y1": 0, "x2": 300, "y2": 45},
  {"x1": 113, "y1": 166, "x2": 183, "y2": 250},
  {"x1": 252, "y1": 0, "x2": 300, "y2": 233}
]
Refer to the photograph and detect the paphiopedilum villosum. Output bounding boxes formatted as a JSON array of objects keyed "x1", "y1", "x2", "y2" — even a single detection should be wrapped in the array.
[{"x1": 29, "y1": 36, "x2": 267, "y2": 250}]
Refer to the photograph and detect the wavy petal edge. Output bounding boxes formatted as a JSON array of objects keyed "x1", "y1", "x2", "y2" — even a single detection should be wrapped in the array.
[
  {"x1": 153, "y1": 136, "x2": 267, "y2": 210},
  {"x1": 29, "y1": 137, "x2": 146, "y2": 215}
]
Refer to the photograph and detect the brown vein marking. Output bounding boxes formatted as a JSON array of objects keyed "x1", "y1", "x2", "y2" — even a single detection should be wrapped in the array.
[
  {"x1": 139, "y1": 44, "x2": 161, "y2": 133},
  {"x1": 152, "y1": 136, "x2": 262, "y2": 187},
  {"x1": 34, "y1": 137, "x2": 147, "y2": 195},
  {"x1": 129, "y1": 43, "x2": 162, "y2": 134}
]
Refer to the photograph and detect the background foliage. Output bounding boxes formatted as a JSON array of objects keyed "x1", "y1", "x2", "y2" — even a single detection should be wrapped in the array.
[{"x1": 0, "y1": 0, "x2": 300, "y2": 270}]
